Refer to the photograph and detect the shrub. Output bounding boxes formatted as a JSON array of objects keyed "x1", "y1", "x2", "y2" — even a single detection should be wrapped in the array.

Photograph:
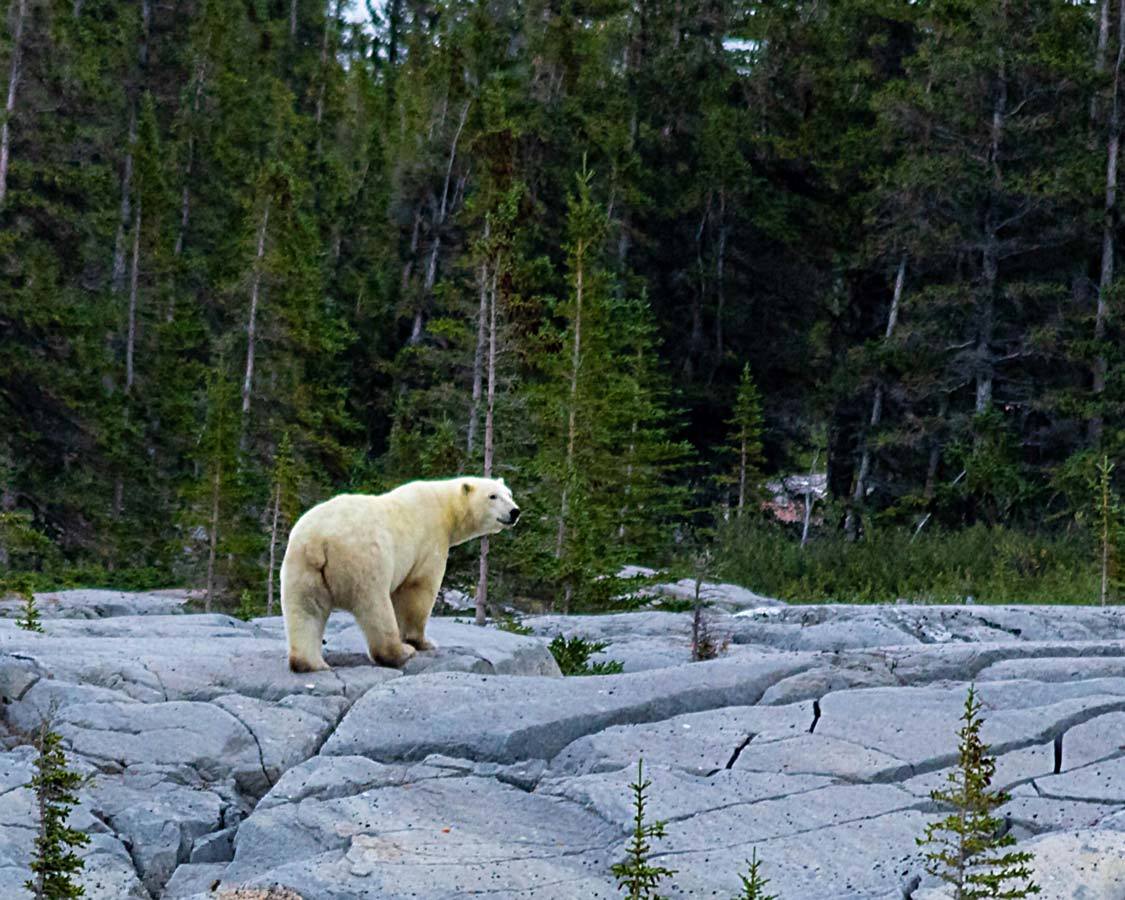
[
  {"x1": 734, "y1": 848, "x2": 777, "y2": 900},
  {"x1": 715, "y1": 519, "x2": 1096, "y2": 605},
  {"x1": 26, "y1": 721, "x2": 89, "y2": 899},
  {"x1": 548, "y1": 634, "x2": 624, "y2": 675},
  {"x1": 611, "y1": 759, "x2": 676, "y2": 899},
  {"x1": 494, "y1": 615, "x2": 534, "y2": 636},
  {"x1": 13, "y1": 576, "x2": 44, "y2": 633},
  {"x1": 917, "y1": 685, "x2": 1040, "y2": 899}
]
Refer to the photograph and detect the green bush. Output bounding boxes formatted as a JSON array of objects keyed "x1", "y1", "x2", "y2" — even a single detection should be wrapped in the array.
[
  {"x1": 549, "y1": 634, "x2": 625, "y2": 675},
  {"x1": 611, "y1": 759, "x2": 676, "y2": 899},
  {"x1": 26, "y1": 722, "x2": 89, "y2": 899},
  {"x1": 917, "y1": 685, "x2": 1040, "y2": 898},
  {"x1": 494, "y1": 615, "x2": 534, "y2": 636},
  {"x1": 715, "y1": 520, "x2": 1096, "y2": 605}
]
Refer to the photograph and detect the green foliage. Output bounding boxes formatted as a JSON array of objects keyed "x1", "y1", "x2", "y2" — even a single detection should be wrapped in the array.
[
  {"x1": 548, "y1": 634, "x2": 624, "y2": 676},
  {"x1": 0, "y1": 513, "x2": 57, "y2": 572},
  {"x1": 734, "y1": 849, "x2": 777, "y2": 900},
  {"x1": 26, "y1": 723, "x2": 90, "y2": 899},
  {"x1": 1091, "y1": 455, "x2": 1123, "y2": 606},
  {"x1": 0, "y1": 0, "x2": 1122, "y2": 611},
  {"x1": 494, "y1": 615, "x2": 533, "y2": 636},
  {"x1": 611, "y1": 759, "x2": 676, "y2": 900},
  {"x1": 917, "y1": 686, "x2": 1040, "y2": 900},
  {"x1": 720, "y1": 365, "x2": 767, "y2": 518},
  {"x1": 716, "y1": 520, "x2": 1096, "y2": 605},
  {"x1": 14, "y1": 577, "x2": 44, "y2": 634},
  {"x1": 234, "y1": 590, "x2": 262, "y2": 621}
]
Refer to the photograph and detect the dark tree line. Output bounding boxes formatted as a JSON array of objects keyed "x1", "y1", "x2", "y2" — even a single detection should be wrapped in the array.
[{"x1": 1, "y1": 0, "x2": 1123, "y2": 606}]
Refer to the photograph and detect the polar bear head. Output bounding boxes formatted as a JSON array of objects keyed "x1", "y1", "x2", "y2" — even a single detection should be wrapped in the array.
[{"x1": 454, "y1": 476, "x2": 520, "y2": 544}]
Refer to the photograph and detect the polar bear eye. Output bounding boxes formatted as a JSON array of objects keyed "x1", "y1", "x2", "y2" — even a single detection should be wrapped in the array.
[{"x1": 489, "y1": 493, "x2": 497, "y2": 500}]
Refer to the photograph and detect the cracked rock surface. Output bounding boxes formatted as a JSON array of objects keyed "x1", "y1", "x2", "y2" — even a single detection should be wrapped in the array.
[{"x1": 1, "y1": 591, "x2": 1124, "y2": 898}]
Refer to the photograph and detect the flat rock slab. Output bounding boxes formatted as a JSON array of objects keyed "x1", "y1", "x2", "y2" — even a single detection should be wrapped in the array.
[
  {"x1": 0, "y1": 588, "x2": 190, "y2": 619},
  {"x1": 2, "y1": 595, "x2": 1125, "y2": 899},
  {"x1": 913, "y1": 829, "x2": 1125, "y2": 899},
  {"x1": 321, "y1": 654, "x2": 814, "y2": 763},
  {"x1": 0, "y1": 605, "x2": 558, "y2": 896},
  {"x1": 220, "y1": 769, "x2": 620, "y2": 899}
]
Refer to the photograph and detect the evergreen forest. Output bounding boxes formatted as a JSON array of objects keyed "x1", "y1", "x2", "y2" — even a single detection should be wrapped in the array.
[{"x1": 3, "y1": 0, "x2": 1125, "y2": 610}]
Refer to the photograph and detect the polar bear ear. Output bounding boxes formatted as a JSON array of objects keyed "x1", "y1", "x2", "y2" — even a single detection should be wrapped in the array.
[
  {"x1": 462, "y1": 482, "x2": 472, "y2": 495},
  {"x1": 498, "y1": 477, "x2": 506, "y2": 486}
]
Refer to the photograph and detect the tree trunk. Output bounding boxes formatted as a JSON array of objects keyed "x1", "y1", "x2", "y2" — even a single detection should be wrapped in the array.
[
  {"x1": 0, "y1": 442, "x2": 14, "y2": 567},
  {"x1": 1092, "y1": 0, "x2": 1125, "y2": 443},
  {"x1": 126, "y1": 202, "x2": 142, "y2": 394},
  {"x1": 267, "y1": 481, "x2": 281, "y2": 616},
  {"x1": 410, "y1": 101, "x2": 469, "y2": 344},
  {"x1": 475, "y1": 264, "x2": 499, "y2": 626},
  {"x1": 975, "y1": 60, "x2": 1006, "y2": 421},
  {"x1": 467, "y1": 222, "x2": 490, "y2": 457},
  {"x1": 289, "y1": 0, "x2": 298, "y2": 38},
  {"x1": 556, "y1": 242, "x2": 584, "y2": 562},
  {"x1": 555, "y1": 237, "x2": 585, "y2": 615},
  {"x1": 111, "y1": 106, "x2": 138, "y2": 294},
  {"x1": 714, "y1": 189, "x2": 727, "y2": 362},
  {"x1": 1093, "y1": 0, "x2": 1112, "y2": 123},
  {"x1": 0, "y1": 0, "x2": 27, "y2": 208},
  {"x1": 845, "y1": 256, "x2": 907, "y2": 539},
  {"x1": 206, "y1": 466, "x2": 221, "y2": 613},
  {"x1": 801, "y1": 450, "x2": 820, "y2": 548},
  {"x1": 313, "y1": 0, "x2": 342, "y2": 138},
  {"x1": 172, "y1": 63, "x2": 206, "y2": 281},
  {"x1": 241, "y1": 196, "x2": 272, "y2": 439},
  {"x1": 110, "y1": 0, "x2": 149, "y2": 292},
  {"x1": 737, "y1": 436, "x2": 746, "y2": 515}
]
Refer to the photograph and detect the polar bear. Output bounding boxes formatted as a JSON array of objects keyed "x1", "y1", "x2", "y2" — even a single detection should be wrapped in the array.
[{"x1": 280, "y1": 476, "x2": 520, "y2": 672}]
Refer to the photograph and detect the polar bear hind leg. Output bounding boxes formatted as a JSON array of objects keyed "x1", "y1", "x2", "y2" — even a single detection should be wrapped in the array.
[{"x1": 281, "y1": 557, "x2": 331, "y2": 673}]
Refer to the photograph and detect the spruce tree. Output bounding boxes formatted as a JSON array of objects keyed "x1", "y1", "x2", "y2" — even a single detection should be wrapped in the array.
[
  {"x1": 611, "y1": 759, "x2": 676, "y2": 900},
  {"x1": 733, "y1": 848, "x2": 776, "y2": 900},
  {"x1": 1093, "y1": 455, "x2": 1122, "y2": 607},
  {"x1": 917, "y1": 685, "x2": 1040, "y2": 900},
  {"x1": 722, "y1": 364, "x2": 766, "y2": 519},
  {"x1": 14, "y1": 576, "x2": 43, "y2": 633},
  {"x1": 26, "y1": 722, "x2": 89, "y2": 900}
]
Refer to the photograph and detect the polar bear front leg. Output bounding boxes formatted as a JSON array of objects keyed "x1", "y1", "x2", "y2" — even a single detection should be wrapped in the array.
[
  {"x1": 392, "y1": 576, "x2": 442, "y2": 652},
  {"x1": 354, "y1": 583, "x2": 417, "y2": 668}
]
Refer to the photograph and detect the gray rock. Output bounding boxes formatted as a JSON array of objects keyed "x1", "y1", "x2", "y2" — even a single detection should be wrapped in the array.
[
  {"x1": 213, "y1": 693, "x2": 338, "y2": 790},
  {"x1": 3, "y1": 594, "x2": 1125, "y2": 900},
  {"x1": 0, "y1": 588, "x2": 189, "y2": 619},
  {"x1": 815, "y1": 681, "x2": 1125, "y2": 772},
  {"x1": 1000, "y1": 795, "x2": 1119, "y2": 836},
  {"x1": 52, "y1": 699, "x2": 270, "y2": 795},
  {"x1": 76, "y1": 832, "x2": 152, "y2": 899},
  {"x1": 85, "y1": 771, "x2": 223, "y2": 893},
  {"x1": 1036, "y1": 756, "x2": 1125, "y2": 804},
  {"x1": 221, "y1": 771, "x2": 619, "y2": 898},
  {"x1": 321, "y1": 654, "x2": 813, "y2": 764},
  {"x1": 189, "y1": 826, "x2": 237, "y2": 863},
  {"x1": 256, "y1": 755, "x2": 453, "y2": 812},
  {"x1": 544, "y1": 764, "x2": 925, "y2": 898},
  {"x1": 163, "y1": 862, "x2": 226, "y2": 898},
  {"x1": 0, "y1": 653, "x2": 40, "y2": 705},
  {"x1": 549, "y1": 702, "x2": 814, "y2": 776},
  {"x1": 913, "y1": 828, "x2": 1125, "y2": 899},
  {"x1": 1058, "y1": 709, "x2": 1125, "y2": 770},
  {"x1": 759, "y1": 664, "x2": 898, "y2": 705}
]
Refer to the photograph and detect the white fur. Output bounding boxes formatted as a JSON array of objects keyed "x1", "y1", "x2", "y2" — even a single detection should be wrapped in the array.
[{"x1": 280, "y1": 476, "x2": 519, "y2": 671}]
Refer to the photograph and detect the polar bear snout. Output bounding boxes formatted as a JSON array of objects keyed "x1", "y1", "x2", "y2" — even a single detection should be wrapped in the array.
[{"x1": 505, "y1": 507, "x2": 521, "y2": 525}]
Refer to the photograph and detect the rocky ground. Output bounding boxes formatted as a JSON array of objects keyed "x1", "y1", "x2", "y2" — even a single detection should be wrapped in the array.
[{"x1": 0, "y1": 585, "x2": 1123, "y2": 899}]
